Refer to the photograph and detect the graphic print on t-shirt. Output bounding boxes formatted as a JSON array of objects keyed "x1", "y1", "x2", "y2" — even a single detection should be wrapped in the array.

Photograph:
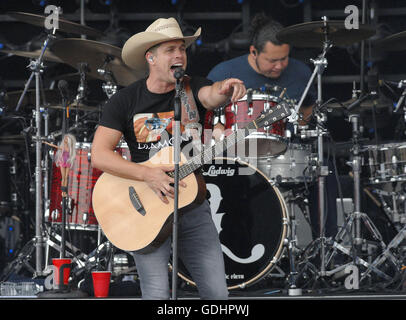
[
  {"x1": 133, "y1": 112, "x2": 174, "y2": 144},
  {"x1": 133, "y1": 110, "x2": 202, "y2": 155}
]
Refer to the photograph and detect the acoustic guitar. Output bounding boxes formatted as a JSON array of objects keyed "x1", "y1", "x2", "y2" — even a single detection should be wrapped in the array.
[{"x1": 92, "y1": 101, "x2": 291, "y2": 253}]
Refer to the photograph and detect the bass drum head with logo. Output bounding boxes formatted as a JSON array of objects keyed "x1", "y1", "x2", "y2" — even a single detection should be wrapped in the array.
[{"x1": 176, "y1": 157, "x2": 288, "y2": 290}]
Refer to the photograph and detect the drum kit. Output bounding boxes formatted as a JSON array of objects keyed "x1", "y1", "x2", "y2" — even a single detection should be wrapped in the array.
[
  {"x1": 1, "y1": 10, "x2": 406, "y2": 296},
  {"x1": 201, "y1": 18, "x2": 406, "y2": 294}
]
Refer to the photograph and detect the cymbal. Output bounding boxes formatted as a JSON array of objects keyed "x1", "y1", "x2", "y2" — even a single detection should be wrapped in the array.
[
  {"x1": 375, "y1": 30, "x2": 406, "y2": 51},
  {"x1": 276, "y1": 20, "x2": 376, "y2": 48},
  {"x1": 5, "y1": 89, "x2": 61, "y2": 108},
  {"x1": 326, "y1": 97, "x2": 392, "y2": 113},
  {"x1": 50, "y1": 72, "x2": 97, "y2": 82},
  {"x1": 0, "y1": 134, "x2": 24, "y2": 145},
  {"x1": 51, "y1": 38, "x2": 140, "y2": 86},
  {"x1": 8, "y1": 11, "x2": 104, "y2": 38},
  {"x1": 0, "y1": 49, "x2": 63, "y2": 63},
  {"x1": 6, "y1": 89, "x2": 100, "y2": 111},
  {"x1": 48, "y1": 101, "x2": 100, "y2": 112}
]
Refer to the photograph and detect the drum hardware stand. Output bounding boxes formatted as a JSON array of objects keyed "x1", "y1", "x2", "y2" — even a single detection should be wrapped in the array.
[
  {"x1": 13, "y1": 21, "x2": 60, "y2": 277},
  {"x1": 324, "y1": 114, "x2": 392, "y2": 282},
  {"x1": 360, "y1": 224, "x2": 406, "y2": 282},
  {"x1": 284, "y1": 189, "x2": 310, "y2": 295},
  {"x1": 293, "y1": 17, "x2": 333, "y2": 279},
  {"x1": 393, "y1": 80, "x2": 406, "y2": 139},
  {"x1": 374, "y1": 188, "x2": 406, "y2": 232},
  {"x1": 98, "y1": 56, "x2": 118, "y2": 99},
  {"x1": 293, "y1": 17, "x2": 368, "y2": 285},
  {"x1": 43, "y1": 224, "x2": 88, "y2": 270},
  {"x1": 393, "y1": 80, "x2": 406, "y2": 114}
]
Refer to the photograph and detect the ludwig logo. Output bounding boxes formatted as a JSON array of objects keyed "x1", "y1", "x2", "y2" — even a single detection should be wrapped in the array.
[{"x1": 203, "y1": 165, "x2": 235, "y2": 177}]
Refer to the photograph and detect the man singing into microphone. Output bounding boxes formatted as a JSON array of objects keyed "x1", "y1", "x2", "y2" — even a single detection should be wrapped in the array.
[{"x1": 91, "y1": 17, "x2": 246, "y2": 299}]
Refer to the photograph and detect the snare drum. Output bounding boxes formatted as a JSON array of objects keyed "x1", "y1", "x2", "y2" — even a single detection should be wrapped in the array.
[
  {"x1": 47, "y1": 142, "x2": 130, "y2": 230},
  {"x1": 362, "y1": 142, "x2": 406, "y2": 184},
  {"x1": 204, "y1": 93, "x2": 290, "y2": 158},
  {"x1": 254, "y1": 143, "x2": 316, "y2": 185},
  {"x1": 175, "y1": 157, "x2": 289, "y2": 290}
]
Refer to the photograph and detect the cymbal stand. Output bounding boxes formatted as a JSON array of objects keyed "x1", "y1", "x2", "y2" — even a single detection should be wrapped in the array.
[
  {"x1": 325, "y1": 114, "x2": 391, "y2": 281},
  {"x1": 98, "y1": 56, "x2": 118, "y2": 99},
  {"x1": 294, "y1": 17, "x2": 332, "y2": 278},
  {"x1": 14, "y1": 25, "x2": 58, "y2": 277}
]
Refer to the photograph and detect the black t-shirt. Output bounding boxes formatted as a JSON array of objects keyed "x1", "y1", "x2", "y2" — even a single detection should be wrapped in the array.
[{"x1": 99, "y1": 76, "x2": 212, "y2": 163}]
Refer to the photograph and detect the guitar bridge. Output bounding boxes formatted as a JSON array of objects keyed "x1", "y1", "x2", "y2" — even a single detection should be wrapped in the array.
[{"x1": 129, "y1": 186, "x2": 146, "y2": 216}]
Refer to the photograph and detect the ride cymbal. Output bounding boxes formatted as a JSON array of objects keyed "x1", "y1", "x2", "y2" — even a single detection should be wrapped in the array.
[
  {"x1": 7, "y1": 11, "x2": 105, "y2": 38},
  {"x1": 276, "y1": 20, "x2": 376, "y2": 48},
  {"x1": 5, "y1": 89, "x2": 61, "y2": 108},
  {"x1": 0, "y1": 49, "x2": 63, "y2": 63},
  {"x1": 51, "y1": 38, "x2": 140, "y2": 86},
  {"x1": 375, "y1": 30, "x2": 406, "y2": 52},
  {"x1": 326, "y1": 97, "x2": 392, "y2": 113}
]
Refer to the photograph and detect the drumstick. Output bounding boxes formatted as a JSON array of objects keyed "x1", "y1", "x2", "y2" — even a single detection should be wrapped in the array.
[{"x1": 279, "y1": 88, "x2": 287, "y2": 99}]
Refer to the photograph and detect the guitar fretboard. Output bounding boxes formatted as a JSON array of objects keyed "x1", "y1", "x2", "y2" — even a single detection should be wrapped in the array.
[
  {"x1": 167, "y1": 123, "x2": 254, "y2": 179},
  {"x1": 166, "y1": 101, "x2": 289, "y2": 179}
]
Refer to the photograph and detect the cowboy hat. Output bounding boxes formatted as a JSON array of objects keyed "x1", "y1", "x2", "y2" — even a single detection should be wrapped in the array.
[{"x1": 122, "y1": 17, "x2": 201, "y2": 74}]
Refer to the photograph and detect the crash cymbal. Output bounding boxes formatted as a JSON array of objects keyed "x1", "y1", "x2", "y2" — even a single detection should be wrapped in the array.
[
  {"x1": 51, "y1": 38, "x2": 140, "y2": 86},
  {"x1": 50, "y1": 72, "x2": 98, "y2": 82},
  {"x1": 0, "y1": 49, "x2": 63, "y2": 63},
  {"x1": 276, "y1": 20, "x2": 376, "y2": 48},
  {"x1": 5, "y1": 89, "x2": 61, "y2": 108},
  {"x1": 8, "y1": 11, "x2": 104, "y2": 38},
  {"x1": 0, "y1": 134, "x2": 25, "y2": 145},
  {"x1": 375, "y1": 30, "x2": 406, "y2": 52},
  {"x1": 48, "y1": 101, "x2": 100, "y2": 112},
  {"x1": 326, "y1": 97, "x2": 392, "y2": 113}
]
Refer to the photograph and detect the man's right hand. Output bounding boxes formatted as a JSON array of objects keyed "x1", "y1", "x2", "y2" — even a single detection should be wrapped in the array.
[{"x1": 143, "y1": 165, "x2": 187, "y2": 203}]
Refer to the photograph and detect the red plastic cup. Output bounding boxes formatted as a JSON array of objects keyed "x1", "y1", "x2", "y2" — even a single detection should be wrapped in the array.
[
  {"x1": 92, "y1": 271, "x2": 111, "y2": 298},
  {"x1": 52, "y1": 258, "x2": 72, "y2": 287}
]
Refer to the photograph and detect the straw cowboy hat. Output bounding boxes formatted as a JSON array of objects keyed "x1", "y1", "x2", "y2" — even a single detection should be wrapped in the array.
[{"x1": 122, "y1": 17, "x2": 201, "y2": 75}]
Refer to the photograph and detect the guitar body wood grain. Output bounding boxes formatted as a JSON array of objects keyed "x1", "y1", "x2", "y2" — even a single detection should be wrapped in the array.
[{"x1": 92, "y1": 146, "x2": 206, "y2": 252}]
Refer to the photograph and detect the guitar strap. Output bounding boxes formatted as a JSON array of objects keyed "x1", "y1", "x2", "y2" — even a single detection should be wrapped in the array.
[{"x1": 180, "y1": 75, "x2": 201, "y2": 141}]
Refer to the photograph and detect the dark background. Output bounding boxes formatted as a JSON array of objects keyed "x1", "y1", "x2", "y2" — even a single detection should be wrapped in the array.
[{"x1": 0, "y1": 0, "x2": 406, "y2": 275}]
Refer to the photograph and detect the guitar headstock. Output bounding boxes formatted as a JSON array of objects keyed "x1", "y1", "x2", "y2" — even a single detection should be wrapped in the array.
[{"x1": 253, "y1": 100, "x2": 292, "y2": 129}]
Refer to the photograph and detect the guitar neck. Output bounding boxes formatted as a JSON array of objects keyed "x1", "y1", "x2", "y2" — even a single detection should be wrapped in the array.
[
  {"x1": 167, "y1": 100, "x2": 291, "y2": 180},
  {"x1": 168, "y1": 122, "x2": 255, "y2": 180}
]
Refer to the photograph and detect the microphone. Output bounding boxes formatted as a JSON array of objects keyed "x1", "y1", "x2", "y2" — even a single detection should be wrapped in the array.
[
  {"x1": 174, "y1": 67, "x2": 185, "y2": 80},
  {"x1": 58, "y1": 80, "x2": 70, "y2": 101}
]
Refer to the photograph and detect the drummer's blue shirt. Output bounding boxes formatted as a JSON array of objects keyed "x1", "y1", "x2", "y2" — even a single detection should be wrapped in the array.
[{"x1": 207, "y1": 54, "x2": 317, "y2": 107}]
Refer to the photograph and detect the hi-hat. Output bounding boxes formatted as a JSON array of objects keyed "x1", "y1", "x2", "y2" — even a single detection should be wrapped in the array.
[
  {"x1": 48, "y1": 101, "x2": 100, "y2": 112},
  {"x1": 375, "y1": 30, "x2": 406, "y2": 51},
  {"x1": 276, "y1": 20, "x2": 376, "y2": 48},
  {"x1": 0, "y1": 49, "x2": 63, "y2": 63},
  {"x1": 326, "y1": 97, "x2": 392, "y2": 113},
  {"x1": 8, "y1": 11, "x2": 105, "y2": 38},
  {"x1": 51, "y1": 38, "x2": 140, "y2": 86}
]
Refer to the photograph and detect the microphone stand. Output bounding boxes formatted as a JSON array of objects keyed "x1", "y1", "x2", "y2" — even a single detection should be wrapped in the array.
[
  {"x1": 59, "y1": 84, "x2": 68, "y2": 261},
  {"x1": 171, "y1": 68, "x2": 183, "y2": 300}
]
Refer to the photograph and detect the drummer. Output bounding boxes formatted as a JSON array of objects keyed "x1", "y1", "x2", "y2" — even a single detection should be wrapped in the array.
[
  {"x1": 207, "y1": 12, "x2": 315, "y2": 126},
  {"x1": 207, "y1": 13, "x2": 338, "y2": 240}
]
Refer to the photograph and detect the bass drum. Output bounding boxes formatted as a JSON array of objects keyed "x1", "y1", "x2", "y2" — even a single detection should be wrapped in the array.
[{"x1": 176, "y1": 157, "x2": 289, "y2": 290}]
